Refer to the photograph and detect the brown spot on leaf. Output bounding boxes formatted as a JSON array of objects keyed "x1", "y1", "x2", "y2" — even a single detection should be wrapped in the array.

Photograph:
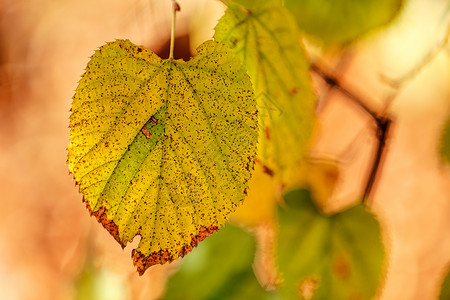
[
  {"x1": 132, "y1": 225, "x2": 219, "y2": 276},
  {"x1": 150, "y1": 116, "x2": 158, "y2": 124},
  {"x1": 291, "y1": 87, "x2": 298, "y2": 95},
  {"x1": 265, "y1": 126, "x2": 271, "y2": 140},
  {"x1": 141, "y1": 127, "x2": 152, "y2": 139},
  {"x1": 84, "y1": 200, "x2": 124, "y2": 248},
  {"x1": 245, "y1": 156, "x2": 255, "y2": 171},
  {"x1": 240, "y1": 7, "x2": 252, "y2": 15},
  {"x1": 230, "y1": 37, "x2": 238, "y2": 48},
  {"x1": 263, "y1": 165, "x2": 274, "y2": 177},
  {"x1": 140, "y1": 116, "x2": 158, "y2": 138},
  {"x1": 349, "y1": 293, "x2": 363, "y2": 300},
  {"x1": 332, "y1": 254, "x2": 351, "y2": 280}
]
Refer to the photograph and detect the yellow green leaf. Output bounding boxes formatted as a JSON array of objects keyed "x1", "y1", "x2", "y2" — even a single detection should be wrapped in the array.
[
  {"x1": 215, "y1": 1, "x2": 316, "y2": 184},
  {"x1": 68, "y1": 39, "x2": 258, "y2": 275}
]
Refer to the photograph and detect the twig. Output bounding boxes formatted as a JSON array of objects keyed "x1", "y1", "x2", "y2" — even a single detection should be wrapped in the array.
[
  {"x1": 310, "y1": 62, "x2": 392, "y2": 204},
  {"x1": 310, "y1": 22, "x2": 450, "y2": 204},
  {"x1": 310, "y1": 63, "x2": 381, "y2": 121},
  {"x1": 362, "y1": 117, "x2": 392, "y2": 203}
]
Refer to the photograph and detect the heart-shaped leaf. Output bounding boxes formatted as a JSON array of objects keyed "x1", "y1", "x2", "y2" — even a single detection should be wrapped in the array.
[{"x1": 68, "y1": 39, "x2": 258, "y2": 275}]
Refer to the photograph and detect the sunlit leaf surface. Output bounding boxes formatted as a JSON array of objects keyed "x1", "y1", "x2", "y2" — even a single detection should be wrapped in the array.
[
  {"x1": 215, "y1": 1, "x2": 316, "y2": 183},
  {"x1": 284, "y1": 0, "x2": 403, "y2": 45},
  {"x1": 277, "y1": 189, "x2": 384, "y2": 299},
  {"x1": 164, "y1": 224, "x2": 279, "y2": 300},
  {"x1": 68, "y1": 39, "x2": 258, "y2": 275}
]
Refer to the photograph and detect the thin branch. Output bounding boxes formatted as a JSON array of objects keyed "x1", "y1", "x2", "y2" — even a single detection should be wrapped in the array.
[
  {"x1": 362, "y1": 117, "x2": 392, "y2": 203},
  {"x1": 310, "y1": 62, "x2": 392, "y2": 205},
  {"x1": 309, "y1": 23, "x2": 450, "y2": 205},
  {"x1": 310, "y1": 63, "x2": 381, "y2": 121},
  {"x1": 314, "y1": 49, "x2": 355, "y2": 114}
]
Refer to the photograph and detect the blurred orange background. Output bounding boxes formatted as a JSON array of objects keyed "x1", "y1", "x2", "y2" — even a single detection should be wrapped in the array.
[{"x1": 0, "y1": 0, "x2": 449, "y2": 299}]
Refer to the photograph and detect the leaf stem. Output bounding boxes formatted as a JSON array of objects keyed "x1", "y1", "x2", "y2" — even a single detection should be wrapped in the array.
[{"x1": 169, "y1": 0, "x2": 180, "y2": 60}]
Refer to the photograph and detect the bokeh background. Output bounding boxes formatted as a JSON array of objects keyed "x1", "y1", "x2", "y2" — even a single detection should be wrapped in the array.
[{"x1": 0, "y1": 0, "x2": 449, "y2": 299}]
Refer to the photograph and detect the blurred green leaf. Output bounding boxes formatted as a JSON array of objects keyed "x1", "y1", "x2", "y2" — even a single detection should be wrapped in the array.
[
  {"x1": 74, "y1": 258, "x2": 128, "y2": 300},
  {"x1": 215, "y1": 0, "x2": 316, "y2": 184},
  {"x1": 164, "y1": 224, "x2": 279, "y2": 300},
  {"x1": 283, "y1": 0, "x2": 403, "y2": 45},
  {"x1": 440, "y1": 115, "x2": 450, "y2": 163},
  {"x1": 277, "y1": 189, "x2": 384, "y2": 300},
  {"x1": 439, "y1": 268, "x2": 450, "y2": 300}
]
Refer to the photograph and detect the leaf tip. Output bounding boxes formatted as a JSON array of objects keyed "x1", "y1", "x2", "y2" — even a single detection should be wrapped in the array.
[{"x1": 132, "y1": 225, "x2": 219, "y2": 275}]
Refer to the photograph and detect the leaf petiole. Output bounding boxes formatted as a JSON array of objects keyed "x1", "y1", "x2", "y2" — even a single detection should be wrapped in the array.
[{"x1": 169, "y1": 0, "x2": 180, "y2": 60}]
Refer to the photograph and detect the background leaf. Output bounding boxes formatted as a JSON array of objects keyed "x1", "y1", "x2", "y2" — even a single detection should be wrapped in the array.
[
  {"x1": 284, "y1": 0, "x2": 403, "y2": 45},
  {"x1": 440, "y1": 115, "x2": 450, "y2": 163},
  {"x1": 297, "y1": 159, "x2": 340, "y2": 214},
  {"x1": 277, "y1": 189, "x2": 384, "y2": 299},
  {"x1": 164, "y1": 224, "x2": 280, "y2": 300},
  {"x1": 439, "y1": 268, "x2": 450, "y2": 300},
  {"x1": 73, "y1": 256, "x2": 127, "y2": 300},
  {"x1": 68, "y1": 39, "x2": 258, "y2": 275},
  {"x1": 215, "y1": 1, "x2": 316, "y2": 184},
  {"x1": 230, "y1": 162, "x2": 279, "y2": 227}
]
